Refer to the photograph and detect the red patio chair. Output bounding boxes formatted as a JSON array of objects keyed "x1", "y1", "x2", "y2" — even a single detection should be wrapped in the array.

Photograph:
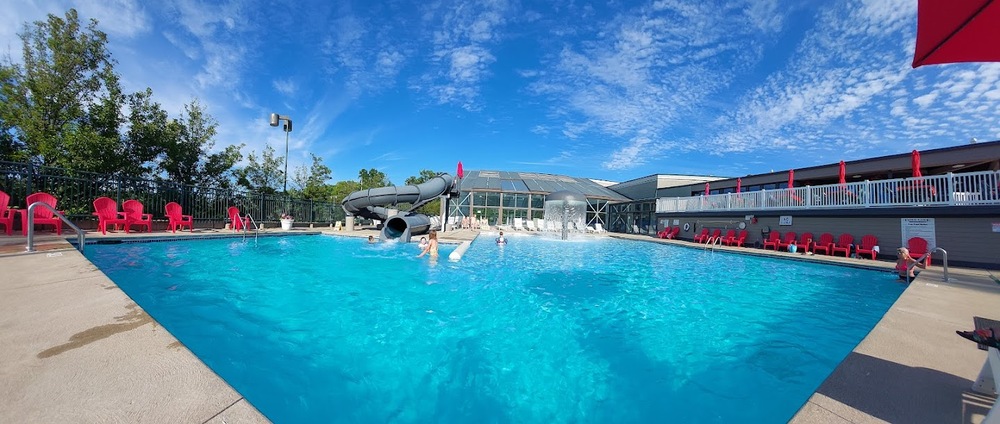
[
  {"x1": 228, "y1": 206, "x2": 250, "y2": 232},
  {"x1": 725, "y1": 230, "x2": 749, "y2": 247},
  {"x1": 667, "y1": 227, "x2": 680, "y2": 239},
  {"x1": 23, "y1": 192, "x2": 64, "y2": 236},
  {"x1": 92, "y1": 197, "x2": 129, "y2": 235},
  {"x1": 831, "y1": 233, "x2": 854, "y2": 257},
  {"x1": 720, "y1": 229, "x2": 736, "y2": 245},
  {"x1": 855, "y1": 234, "x2": 879, "y2": 260},
  {"x1": 704, "y1": 229, "x2": 722, "y2": 244},
  {"x1": 692, "y1": 228, "x2": 710, "y2": 243},
  {"x1": 777, "y1": 232, "x2": 798, "y2": 251},
  {"x1": 657, "y1": 226, "x2": 672, "y2": 238},
  {"x1": 762, "y1": 232, "x2": 782, "y2": 250},
  {"x1": 123, "y1": 199, "x2": 153, "y2": 233},
  {"x1": 165, "y1": 202, "x2": 193, "y2": 233},
  {"x1": 791, "y1": 232, "x2": 813, "y2": 253},
  {"x1": 812, "y1": 233, "x2": 835, "y2": 255},
  {"x1": 907, "y1": 236, "x2": 931, "y2": 266},
  {"x1": 0, "y1": 190, "x2": 14, "y2": 236}
]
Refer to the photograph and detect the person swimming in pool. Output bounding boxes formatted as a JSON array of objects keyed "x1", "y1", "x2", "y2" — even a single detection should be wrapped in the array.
[
  {"x1": 417, "y1": 231, "x2": 438, "y2": 258},
  {"x1": 496, "y1": 231, "x2": 507, "y2": 245},
  {"x1": 368, "y1": 235, "x2": 376, "y2": 244},
  {"x1": 417, "y1": 236, "x2": 428, "y2": 249}
]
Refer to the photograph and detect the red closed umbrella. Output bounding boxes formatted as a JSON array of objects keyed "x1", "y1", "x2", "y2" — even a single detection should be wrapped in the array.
[
  {"x1": 735, "y1": 178, "x2": 742, "y2": 193},
  {"x1": 787, "y1": 169, "x2": 794, "y2": 190},
  {"x1": 838, "y1": 161, "x2": 847, "y2": 186},
  {"x1": 911, "y1": 150, "x2": 922, "y2": 180},
  {"x1": 456, "y1": 161, "x2": 464, "y2": 179},
  {"x1": 704, "y1": 182, "x2": 710, "y2": 196},
  {"x1": 912, "y1": 0, "x2": 1000, "y2": 68}
]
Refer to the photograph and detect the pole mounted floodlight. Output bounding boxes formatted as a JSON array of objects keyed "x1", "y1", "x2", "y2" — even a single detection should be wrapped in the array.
[{"x1": 269, "y1": 113, "x2": 293, "y2": 193}]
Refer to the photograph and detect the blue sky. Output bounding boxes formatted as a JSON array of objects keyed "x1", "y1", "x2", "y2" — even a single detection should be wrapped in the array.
[{"x1": 3, "y1": 0, "x2": 998, "y2": 186}]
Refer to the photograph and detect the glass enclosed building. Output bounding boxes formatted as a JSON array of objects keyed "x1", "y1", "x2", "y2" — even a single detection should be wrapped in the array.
[{"x1": 449, "y1": 170, "x2": 630, "y2": 228}]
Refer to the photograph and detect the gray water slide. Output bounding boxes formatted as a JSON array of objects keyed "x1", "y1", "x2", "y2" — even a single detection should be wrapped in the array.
[{"x1": 341, "y1": 173, "x2": 456, "y2": 242}]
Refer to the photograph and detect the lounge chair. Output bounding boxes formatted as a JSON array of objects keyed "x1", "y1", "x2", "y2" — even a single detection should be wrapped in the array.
[
  {"x1": 831, "y1": 233, "x2": 854, "y2": 257},
  {"x1": 791, "y1": 232, "x2": 813, "y2": 253},
  {"x1": 907, "y1": 236, "x2": 931, "y2": 266},
  {"x1": 23, "y1": 192, "x2": 64, "y2": 236},
  {"x1": 525, "y1": 219, "x2": 536, "y2": 231},
  {"x1": 92, "y1": 197, "x2": 129, "y2": 235},
  {"x1": 228, "y1": 206, "x2": 250, "y2": 232},
  {"x1": 513, "y1": 217, "x2": 525, "y2": 231},
  {"x1": 692, "y1": 228, "x2": 710, "y2": 243},
  {"x1": 594, "y1": 223, "x2": 607, "y2": 233},
  {"x1": 777, "y1": 232, "x2": 798, "y2": 251},
  {"x1": 0, "y1": 190, "x2": 14, "y2": 236},
  {"x1": 762, "y1": 232, "x2": 782, "y2": 250},
  {"x1": 123, "y1": 199, "x2": 153, "y2": 232},
  {"x1": 812, "y1": 233, "x2": 835, "y2": 255},
  {"x1": 165, "y1": 202, "x2": 193, "y2": 233},
  {"x1": 855, "y1": 234, "x2": 879, "y2": 260}
]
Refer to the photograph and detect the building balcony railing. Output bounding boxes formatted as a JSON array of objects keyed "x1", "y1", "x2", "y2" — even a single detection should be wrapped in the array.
[{"x1": 656, "y1": 170, "x2": 1000, "y2": 213}]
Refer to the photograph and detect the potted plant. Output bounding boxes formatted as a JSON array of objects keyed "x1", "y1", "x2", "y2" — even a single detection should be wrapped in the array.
[{"x1": 280, "y1": 213, "x2": 294, "y2": 231}]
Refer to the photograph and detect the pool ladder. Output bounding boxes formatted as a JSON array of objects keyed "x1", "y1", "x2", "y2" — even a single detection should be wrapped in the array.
[
  {"x1": 705, "y1": 236, "x2": 723, "y2": 252},
  {"x1": 907, "y1": 247, "x2": 948, "y2": 284},
  {"x1": 242, "y1": 213, "x2": 260, "y2": 245}
]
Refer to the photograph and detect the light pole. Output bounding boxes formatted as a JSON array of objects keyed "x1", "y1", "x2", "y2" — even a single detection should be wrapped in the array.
[{"x1": 269, "y1": 113, "x2": 293, "y2": 193}]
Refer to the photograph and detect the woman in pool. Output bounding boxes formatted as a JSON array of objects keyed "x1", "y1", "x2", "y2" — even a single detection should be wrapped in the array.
[
  {"x1": 496, "y1": 231, "x2": 507, "y2": 245},
  {"x1": 417, "y1": 237, "x2": 428, "y2": 249},
  {"x1": 417, "y1": 231, "x2": 438, "y2": 258},
  {"x1": 895, "y1": 247, "x2": 925, "y2": 280}
]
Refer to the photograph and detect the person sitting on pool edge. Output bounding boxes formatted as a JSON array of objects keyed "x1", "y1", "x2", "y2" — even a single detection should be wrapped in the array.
[
  {"x1": 417, "y1": 231, "x2": 438, "y2": 258},
  {"x1": 895, "y1": 247, "x2": 925, "y2": 280},
  {"x1": 496, "y1": 231, "x2": 507, "y2": 245}
]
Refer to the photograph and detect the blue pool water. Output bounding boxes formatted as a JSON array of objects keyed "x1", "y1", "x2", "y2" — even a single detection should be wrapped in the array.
[{"x1": 84, "y1": 234, "x2": 904, "y2": 423}]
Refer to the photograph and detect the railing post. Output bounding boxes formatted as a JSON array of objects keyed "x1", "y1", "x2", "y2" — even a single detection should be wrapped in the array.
[
  {"x1": 947, "y1": 172, "x2": 955, "y2": 205},
  {"x1": 805, "y1": 186, "x2": 811, "y2": 208},
  {"x1": 864, "y1": 180, "x2": 871, "y2": 207}
]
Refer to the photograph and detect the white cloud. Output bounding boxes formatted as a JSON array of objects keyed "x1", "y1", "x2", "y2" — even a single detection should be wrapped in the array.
[{"x1": 272, "y1": 78, "x2": 297, "y2": 96}]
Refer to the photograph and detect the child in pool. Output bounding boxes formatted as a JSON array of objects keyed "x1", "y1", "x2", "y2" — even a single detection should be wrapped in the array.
[{"x1": 896, "y1": 247, "x2": 925, "y2": 279}]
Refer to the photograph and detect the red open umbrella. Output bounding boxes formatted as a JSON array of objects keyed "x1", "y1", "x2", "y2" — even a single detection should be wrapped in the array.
[
  {"x1": 912, "y1": 0, "x2": 1000, "y2": 68},
  {"x1": 735, "y1": 178, "x2": 742, "y2": 193},
  {"x1": 911, "y1": 150, "x2": 923, "y2": 180},
  {"x1": 456, "y1": 161, "x2": 464, "y2": 179},
  {"x1": 838, "y1": 160, "x2": 847, "y2": 186}
]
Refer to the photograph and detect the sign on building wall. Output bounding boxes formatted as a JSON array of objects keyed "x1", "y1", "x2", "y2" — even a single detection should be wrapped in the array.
[
  {"x1": 901, "y1": 218, "x2": 936, "y2": 249},
  {"x1": 779, "y1": 216, "x2": 793, "y2": 226}
]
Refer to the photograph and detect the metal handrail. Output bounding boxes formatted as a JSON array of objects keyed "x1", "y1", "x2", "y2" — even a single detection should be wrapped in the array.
[
  {"x1": 25, "y1": 201, "x2": 85, "y2": 253},
  {"x1": 907, "y1": 247, "x2": 948, "y2": 283},
  {"x1": 243, "y1": 213, "x2": 259, "y2": 244}
]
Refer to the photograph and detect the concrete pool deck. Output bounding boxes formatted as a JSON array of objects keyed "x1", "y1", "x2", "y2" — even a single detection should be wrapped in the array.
[{"x1": 1, "y1": 228, "x2": 997, "y2": 423}]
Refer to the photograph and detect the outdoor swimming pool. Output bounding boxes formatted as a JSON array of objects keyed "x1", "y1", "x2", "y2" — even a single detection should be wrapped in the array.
[{"x1": 84, "y1": 234, "x2": 904, "y2": 423}]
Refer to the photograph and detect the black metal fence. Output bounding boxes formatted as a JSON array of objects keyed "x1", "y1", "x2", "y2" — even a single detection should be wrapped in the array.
[{"x1": 0, "y1": 161, "x2": 346, "y2": 229}]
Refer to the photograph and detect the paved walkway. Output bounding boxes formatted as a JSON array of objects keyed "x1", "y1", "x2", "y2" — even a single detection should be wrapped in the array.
[{"x1": 1, "y1": 229, "x2": 997, "y2": 423}]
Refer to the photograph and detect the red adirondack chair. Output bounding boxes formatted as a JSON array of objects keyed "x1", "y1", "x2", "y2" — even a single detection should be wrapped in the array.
[
  {"x1": 92, "y1": 197, "x2": 129, "y2": 235},
  {"x1": 812, "y1": 233, "x2": 835, "y2": 255},
  {"x1": 23, "y1": 192, "x2": 64, "y2": 236},
  {"x1": 665, "y1": 227, "x2": 680, "y2": 239},
  {"x1": 720, "y1": 229, "x2": 736, "y2": 245},
  {"x1": 123, "y1": 199, "x2": 153, "y2": 232},
  {"x1": 657, "y1": 226, "x2": 673, "y2": 238},
  {"x1": 165, "y1": 202, "x2": 193, "y2": 233},
  {"x1": 228, "y1": 206, "x2": 250, "y2": 231},
  {"x1": 831, "y1": 233, "x2": 854, "y2": 257},
  {"x1": 907, "y1": 236, "x2": 931, "y2": 266},
  {"x1": 725, "y1": 230, "x2": 749, "y2": 247},
  {"x1": 0, "y1": 190, "x2": 14, "y2": 236},
  {"x1": 791, "y1": 232, "x2": 813, "y2": 253},
  {"x1": 855, "y1": 234, "x2": 879, "y2": 260},
  {"x1": 777, "y1": 232, "x2": 798, "y2": 251},
  {"x1": 692, "y1": 228, "x2": 710, "y2": 243},
  {"x1": 704, "y1": 229, "x2": 722, "y2": 244},
  {"x1": 762, "y1": 232, "x2": 782, "y2": 250}
]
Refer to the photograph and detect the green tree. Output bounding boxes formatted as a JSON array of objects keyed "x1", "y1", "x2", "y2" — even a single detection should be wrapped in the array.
[
  {"x1": 235, "y1": 144, "x2": 283, "y2": 194},
  {"x1": 329, "y1": 180, "x2": 361, "y2": 205},
  {"x1": 359, "y1": 168, "x2": 391, "y2": 189},
  {"x1": 159, "y1": 98, "x2": 241, "y2": 186},
  {"x1": 0, "y1": 9, "x2": 120, "y2": 168},
  {"x1": 292, "y1": 154, "x2": 333, "y2": 201}
]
